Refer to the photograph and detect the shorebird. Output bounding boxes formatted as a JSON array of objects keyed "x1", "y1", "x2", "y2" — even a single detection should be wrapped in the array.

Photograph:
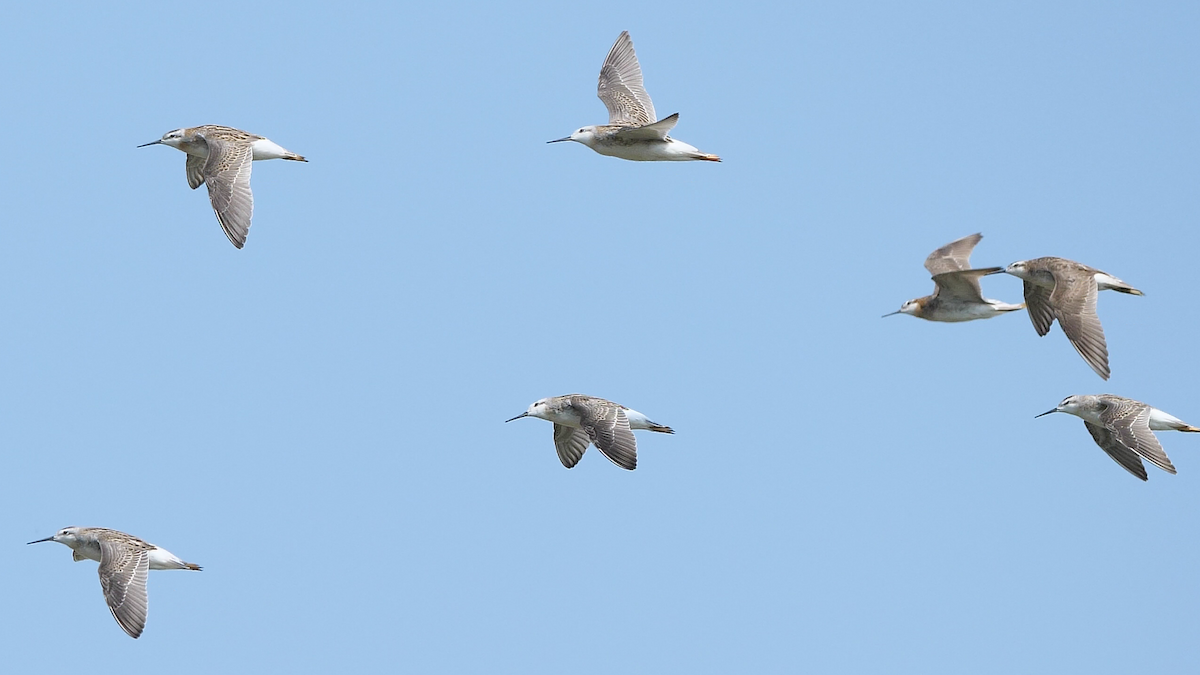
[
  {"x1": 28, "y1": 527, "x2": 201, "y2": 638},
  {"x1": 139, "y1": 125, "x2": 307, "y2": 249},
  {"x1": 548, "y1": 31, "x2": 720, "y2": 162},
  {"x1": 505, "y1": 394, "x2": 674, "y2": 470},
  {"x1": 1036, "y1": 394, "x2": 1199, "y2": 480},
  {"x1": 884, "y1": 233, "x2": 1024, "y2": 321},
  {"x1": 1003, "y1": 257, "x2": 1142, "y2": 379}
]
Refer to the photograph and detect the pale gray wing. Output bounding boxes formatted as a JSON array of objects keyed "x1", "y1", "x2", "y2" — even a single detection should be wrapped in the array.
[
  {"x1": 923, "y1": 233, "x2": 982, "y2": 275},
  {"x1": 1084, "y1": 421, "x2": 1148, "y2": 480},
  {"x1": 611, "y1": 113, "x2": 679, "y2": 140},
  {"x1": 1023, "y1": 280, "x2": 1056, "y2": 336},
  {"x1": 930, "y1": 268, "x2": 1001, "y2": 302},
  {"x1": 597, "y1": 31, "x2": 656, "y2": 126},
  {"x1": 577, "y1": 400, "x2": 637, "y2": 470},
  {"x1": 98, "y1": 538, "x2": 150, "y2": 639},
  {"x1": 1102, "y1": 399, "x2": 1176, "y2": 475},
  {"x1": 553, "y1": 424, "x2": 590, "y2": 469},
  {"x1": 185, "y1": 154, "x2": 205, "y2": 189},
  {"x1": 1050, "y1": 271, "x2": 1109, "y2": 379},
  {"x1": 200, "y1": 136, "x2": 254, "y2": 249}
]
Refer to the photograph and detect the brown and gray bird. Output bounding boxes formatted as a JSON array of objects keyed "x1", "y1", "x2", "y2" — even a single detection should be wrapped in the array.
[
  {"x1": 1003, "y1": 257, "x2": 1142, "y2": 379},
  {"x1": 885, "y1": 233, "x2": 1024, "y2": 321},
  {"x1": 139, "y1": 125, "x2": 307, "y2": 248},
  {"x1": 27, "y1": 526, "x2": 201, "y2": 638},
  {"x1": 505, "y1": 394, "x2": 674, "y2": 470},
  {"x1": 1036, "y1": 394, "x2": 1199, "y2": 480},
  {"x1": 547, "y1": 31, "x2": 720, "y2": 161}
]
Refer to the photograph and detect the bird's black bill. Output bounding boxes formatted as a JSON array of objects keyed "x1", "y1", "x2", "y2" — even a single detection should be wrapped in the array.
[
  {"x1": 1034, "y1": 409, "x2": 1058, "y2": 418},
  {"x1": 881, "y1": 310, "x2": 902, "y2": 318},
  {"x1": 136, "y1": 140, "x2": 163, "y2": 148},
  {"x1": 546, "y1": 137, "x2": 571, "y2": 144},
  {"x1": 26, "y1": 536, "x2": 53, "y2": 544},
  {"x1": 504, "y1": 413, "x2": 529, "y2": 423}
]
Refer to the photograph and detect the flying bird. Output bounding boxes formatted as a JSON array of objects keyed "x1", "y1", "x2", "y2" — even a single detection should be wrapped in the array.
[
  {"x1": 548, "y1": 31, "x2": 720, "y2": 162},
  {"x1": 139, "y1": 125, "x2": 306, "y2": 248},
  {"x1": 1003, "y1": 257, "x2": 1142, "y2": 379},
  {"x1": 1036, "y1": 394, "x2": 1198, "y2": 480},
  {"x1": 506, "y1": 394, "x2": 674, "y2": 470},
  {"x1": 885, "y1": 233, "x2": 1023, "y2": 321},
  {"x1": 28, "y1": 526, "x2": 201, "y2": 638}
]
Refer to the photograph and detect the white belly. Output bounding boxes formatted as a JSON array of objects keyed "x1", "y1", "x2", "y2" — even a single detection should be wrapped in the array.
[
  {"x1": 251, "y1": 138, "x2": 289, "y2": 160},
  {"x1": 1148, "y1": 407, "x2": 1186, "y2": 431}
]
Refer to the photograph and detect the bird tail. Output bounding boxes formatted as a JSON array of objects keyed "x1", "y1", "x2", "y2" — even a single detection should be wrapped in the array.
[{"x1": 690, "y1": 153, "x2": 721, "y2": 162}]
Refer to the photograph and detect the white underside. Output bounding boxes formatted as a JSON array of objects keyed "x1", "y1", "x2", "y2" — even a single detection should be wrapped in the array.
[
  {"x1": 1093, "y1": 272, "x2": 1127, "y2": 291},
  {"x1": 250, "y1": 138, "x2": 290, "y2": 160},
  {"x1": 590, "y1": 138, "x2": 704, "y2": 161},
  {"x1": 1149, "y1": 408, "x2": 1188, "y2": 430}
]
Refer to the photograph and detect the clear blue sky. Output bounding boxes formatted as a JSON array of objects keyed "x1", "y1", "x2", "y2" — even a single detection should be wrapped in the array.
[{"x1": 3, "y1": 1, "x2": 1199, "y2": 672}]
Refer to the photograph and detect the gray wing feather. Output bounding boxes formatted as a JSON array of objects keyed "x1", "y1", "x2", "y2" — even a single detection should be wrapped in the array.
[
  {"x1": 201, "y1": 136, "x2": 254, "y2": 249},
  {"x1": 1084, "y1": 421, "x2": 1148, "y2": 480},
  {"x1": 577, "y1": 400, "x2": 637, "y2": 470},
  {"x1": 611, "y1": 113, "x2": 679, "y2": 141},
  {"x1": 597, "y1": 31, "x2": 656, "y2": 126},
  {"x1": 930, "y1": 268, "x2": 1001, "y2": 302},
  {"x1": 185, "y1": 154, "x2": 205, "y2": 190},
  {"x1": 1050, "y1": 273, "x2": 1109, "y2": 379},
  {"x1": 1023, "y1": 281, "x2": 1056, "y2": 336},
  {"x1": 923, "y1": 233, "x2": 982, "y2": 275},
  {"x1": 98, "y1": 539, "x2": 150, "y2": 639},
  {"x1": 1102, "y1": 400, "x2": 1176, "y2": 475},
  {"x1": 553, "y1": 424, "x2": 590, "y2": 469}
]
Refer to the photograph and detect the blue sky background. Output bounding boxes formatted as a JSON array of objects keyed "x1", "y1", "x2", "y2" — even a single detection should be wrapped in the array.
[{"x1": 3, "y1": 1, "x2": 1199, "y2": 672}]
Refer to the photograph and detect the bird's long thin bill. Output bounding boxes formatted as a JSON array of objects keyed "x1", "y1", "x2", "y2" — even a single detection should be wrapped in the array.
[
  {"x1": 546, "y1": 137, "x2": 571, "y2": 144},
  {"x1": 136, "y1": 140, "x2": 163, "y2": 148},
  {"x1": 881, "y1": 311, "x2": 902, "y2": 318},
  {"x1": 1034, "y1": 409, "x2": 1058, "y2": 418},
  {"x1": 26, "y1": 536, "x2": 53, "y2": 544},
  {"x1": 504, "y1": 413, "x2": 529, "y2": 423}
]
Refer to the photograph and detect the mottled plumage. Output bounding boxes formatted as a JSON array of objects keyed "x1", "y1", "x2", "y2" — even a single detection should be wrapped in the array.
[
  {"x1": 1003, "y1": 257, "x2": 1142, "y2": 379},
  {"x1": 1036, "y1": 394, "x2": 1199, "y2": 481},
  {"x1": 27, "y1": 526, "x2": 201, "y2": 638},
  {"x1": 139, "y1": 125, "x2": 306, "y2": 249},
  {"x1": 506, "y1": 394, "x2": 674, "y2": 470},
  {"x1": 548, "y1": 32, "x2": 720, "y2": 162}
]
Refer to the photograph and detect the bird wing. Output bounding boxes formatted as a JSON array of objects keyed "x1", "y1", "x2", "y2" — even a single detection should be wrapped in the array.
[
  {"x1": 98, "y1": 538, "x2": 151, "y2": 639},
  {"x1": 923, "y1": 233, "x2": 982, "y2": 275},
  {"x1": 611, "y1": 113, "x2": 680, "y2": 141},
  {"x1": 930, "y1": 268, "x2": 1000, "y2": 302},
  {"x1": 1083, "y1": 421, "x2": 1148, "y2": 480},
  {"x1": 1101, "y1": 398, "x2": 1176, "y2": 475},
  {"x1": 1049, "y1": 271, "x2": 1109, "y2": 379},
  {"x1": 576, "y1": 399, "x2": 637, "y2": 470},
  {"x1": 1022, "y1": 280, "x2": 1056, "y2": 336},
  {"x1": 199, "y1": 134, "x2": 255, "y2": 249},
  {"x1": 597, "y1": 31, "x2": 656, "y2": 126},
  {"x1": 553, "y1": 424, "x2": 591, "y2": 469},
  {"x1": 185, "y1": 154, "x2": 206, "y2": 189}
]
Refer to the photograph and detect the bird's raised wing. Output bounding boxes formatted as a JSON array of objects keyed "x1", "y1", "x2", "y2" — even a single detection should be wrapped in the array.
[
  {"x1": 924, "y1": 233, "x2": 982, "y2": 275},
  {"x1": 597, "y1": 31, "x2": 656, "y2": 126}
]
